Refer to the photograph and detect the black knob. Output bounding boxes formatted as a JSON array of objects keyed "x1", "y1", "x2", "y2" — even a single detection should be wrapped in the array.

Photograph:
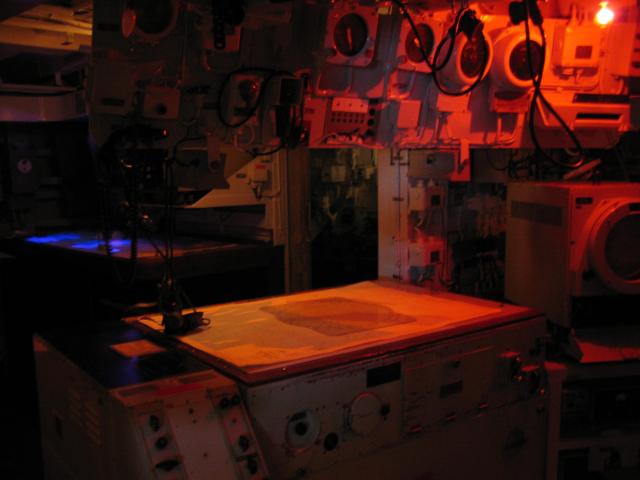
[
  {"x1": 323, "y1": 433, "x2": 339, "y2": 451},
  {"x1": 155, "y1": 436, "x2": 169, "y2": 450},
  {"x1": 380, "y1": 404, "x2": 391, "y2": 417},
  {"x1": 149, "y1": 415, "x2": 161, "y2": 432},
  {"x1": 530, "y1": 370, "x2": 540, "y2": 390},
  {"x1": 247, "y1": 456, "x2": 258, "y2": 475},
  {"x1": 294, "y1": 421, "x2": 308, "y2": 436},
  {"x1": 219, "y1": 397, "x2": 230, "y2": 409},
  {"x1": 155, "y1": 459, "x2": 180, "y2": 472},
  {"x1": 238, "y1": 435, "x2": 250, "y2": 452},
  {"x1": 511, "y1": 356, "x2": 523, "y2": 380}
]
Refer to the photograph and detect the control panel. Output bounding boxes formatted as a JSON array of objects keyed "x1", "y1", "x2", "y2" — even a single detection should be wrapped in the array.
[
  {"x1": 242, "y1": 314, "x2": 547, "y2": 479},
  {"x1": 127, "y1": 382, "x2": 268, "y2": 480},
  {"x1": 35, "y1": 332, "x2": 269, "y2": 480}
]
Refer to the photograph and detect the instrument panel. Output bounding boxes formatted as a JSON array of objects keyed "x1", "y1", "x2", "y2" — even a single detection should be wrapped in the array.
[{"x1": 88, "y1": 0, "x2": 640, "y2": 158}]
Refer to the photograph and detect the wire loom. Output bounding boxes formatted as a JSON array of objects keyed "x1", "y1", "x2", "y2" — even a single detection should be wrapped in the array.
[
  {"x1": 94, "y1": 125, "x2": 208, "y2": 335},
  {"x1": 393, "y1": 0, "x2": 587, "y2": 170},
  {"x1": 392, "y1": 1, "x2": 490, "y2": 96}
]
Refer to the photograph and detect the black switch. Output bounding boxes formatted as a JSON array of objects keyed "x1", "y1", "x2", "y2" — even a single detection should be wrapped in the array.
[
  {"x1": 155, "y1": 436, "x2": 169, "y2": 450},
  {"x1": 238, "y1": 435, "x2": 250, "y2": 452},
  {"x1": 323, "y1": 433, "x2": 339, "y2": 451},
  {"x1": 149, "y1": 415, "x2": 161, "y2": 432},
  {"x1": 247, "y1": 456, "x2": 259, "y2": 474},
  {"x1": 155, "y1": 459, "x2": 180, "y2": 472},
  {"x1": 294, "y1": 421, "x2": 308, "y2": 436}
]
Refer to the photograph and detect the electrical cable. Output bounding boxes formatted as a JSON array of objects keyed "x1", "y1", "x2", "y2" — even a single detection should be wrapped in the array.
[
  {"x1": 218, "y1": 67, "x2": 305, "y2": 153},
  {"x1": 249, "y1": 142, "x2": 285, "y2": 157},
  {"x1": 431, "y1": 29, "x2": 490, "y2": 97},
  {"x1": 94, "y1": 128, "x2": 142, "y2": 287},
  {"x1": 390, "y1": 0, "x2": 458, "y2": 72},
  {"x1": 172, "y1": 132, "x2": 207, "y2": 166},
  {"x1": 522, "y1": 1, "x2": 584, "y2": 168},
  {"x1": 392, "y1": 2, "x2": 488, "y2": 96},
  {"x1": 216, "y1": 67, "x2": 295, "y2": 129},
  {"x1": 159, "y1": 147, "x2": 180, "y2": 329},
  {"x1": 94, "y1": 126, "x2": 205, "y2": 331},
  {"x1": 158, "y1": 140, "x2": 208, "y2": 334}
]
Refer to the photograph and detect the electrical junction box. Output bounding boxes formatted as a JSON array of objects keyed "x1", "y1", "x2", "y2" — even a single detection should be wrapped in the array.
[
  {"x1": 552, "y1": 24, "x2": 602, "y2": 69},
  {"x1": 408, "y1": 236, "x2": 444, "y2": 267},
  {"x1": 143, "y1": 86, "x2": 181, "y2": 120},
  {"x1": 408, "y1": 185, "x2": 428, "y2": 212},
  {"x1": 397, "y1": 100, "x2": 422, "y2": 129},
  {"x1": 249, "y1": 161, "x2": 270, "y2": 183},
  {"x1": 321, "y1": 164, "x2": 348, "y2": 183},
  {"x1": 409, "y1": 185, "x2": 444, "y2": 212}
]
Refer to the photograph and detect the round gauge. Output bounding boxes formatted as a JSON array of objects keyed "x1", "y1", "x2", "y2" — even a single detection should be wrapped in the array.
[
  {"x1": 405, "y1": 24, "x2": 435, "y2": 64},
  {"x1": 589, "y1": 200, "x2": 640, "y2": 294},
  {"x1": 605, "y1": 215, "x2": 640, "y2": 280},
  {"x1": 460, "y1": 35, "x2": 488, "y2": 78},
  {"x1": 509, "y1": 40, "x2": 543, "y2": 82},
  {"x1": 334, "y1": 13, "x2": 369, "y2": 57},
  {"x1": 130, "y1": 0, "x2": 175, "y2": 36}
]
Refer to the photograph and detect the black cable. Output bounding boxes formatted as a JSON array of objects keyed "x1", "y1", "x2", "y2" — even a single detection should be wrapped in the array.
[
  {"x1": 391, "y1": 0, "x2": 449, "y2": 72},
  {"x1": 172, "y1": 132, "x2": 207, "y2": 167},
  {"x1": 522, "y1": 3, "x2": 584, "y2": 168},
  {"x1": 216, "y1": 67, "x2": 295, "y2": 129},
  {"x1": 249, "y1": 142, "x2": 285, "y2": 157},
  {"x1": 392, "y1": 2, "x2": 488, "y2": 96},
  {"x1": 159, "y1": 148, "x2": 181, "y2": 331},
  {"x1": 94, "y1": 128, "x2": 142, "y2": 286},
  {"x1": 158, "y1": 139, "x2": 206, "y2": 333},
  {"x1": 431, "y1": 30, "x2": 490, "y2": 97}
]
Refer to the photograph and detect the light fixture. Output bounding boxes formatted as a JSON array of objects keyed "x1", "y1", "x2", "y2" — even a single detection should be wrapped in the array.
[{"x1": 596, "y1": 1, "x2": 614, "y2": 26}]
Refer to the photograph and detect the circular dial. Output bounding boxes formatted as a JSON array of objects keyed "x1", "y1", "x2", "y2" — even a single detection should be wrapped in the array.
[
  {"x1": 509, "y1": 40, "x2": 543, "y2": 81},
  {"x1": 286, "y1": 411, "x2": 320, "y2": 451},
  {"x1": 605, "y1": 215, "x2": 640, "y2": 280},
  {"x1": 334, "y1": 13, "x2": 369, "y2": 57},
  {"x1": 405, "y1": 24, "x2": 435, "y2": 64},
  {"x1": 130, "y1": 0, "x2": 174, "y2": 35},
  {"x1": 460, "y1": 35, "x2": 488, "y2": 78},
  {"x1": 348, "y1": 392, "x2": 383, "y2": 436}
]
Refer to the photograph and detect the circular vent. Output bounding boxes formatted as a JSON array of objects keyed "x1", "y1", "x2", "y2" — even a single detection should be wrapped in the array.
[
  {"x1": 605, "y1": 215, "x2": 640, "y2": 280},
  {"x1": 127, "y1": 0, "x2": 178, "y2": 41},
  {"x1": 334, "y1": 13, "x2": 369, "y2": 57},
  {"x1": 405, "y1": 24, "x2": 435, "y2": 64},
  {"x1": 589, "y1": 200, "x2": 640, "y2": 294},
  {"x1": 491, "y1": 29, "x2": 543, "y2": 90},
  {"x1": 438, "y1": 31, "x2": 493, "y2": 89},
  {"x1": 460, "y1": 35, "x2": 488, "y2": 78},
  {"x1": 509, "y1": 40, "x2": 543, "y2": 82}
]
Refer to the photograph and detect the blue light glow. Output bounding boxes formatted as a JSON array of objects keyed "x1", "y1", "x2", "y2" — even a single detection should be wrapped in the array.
[
  {"x1": 71, "y1": 239, "x2": 131, "y2": 253},
  {"x1": 26, "y1": 233, "x2": 82, "y2": 244}
]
